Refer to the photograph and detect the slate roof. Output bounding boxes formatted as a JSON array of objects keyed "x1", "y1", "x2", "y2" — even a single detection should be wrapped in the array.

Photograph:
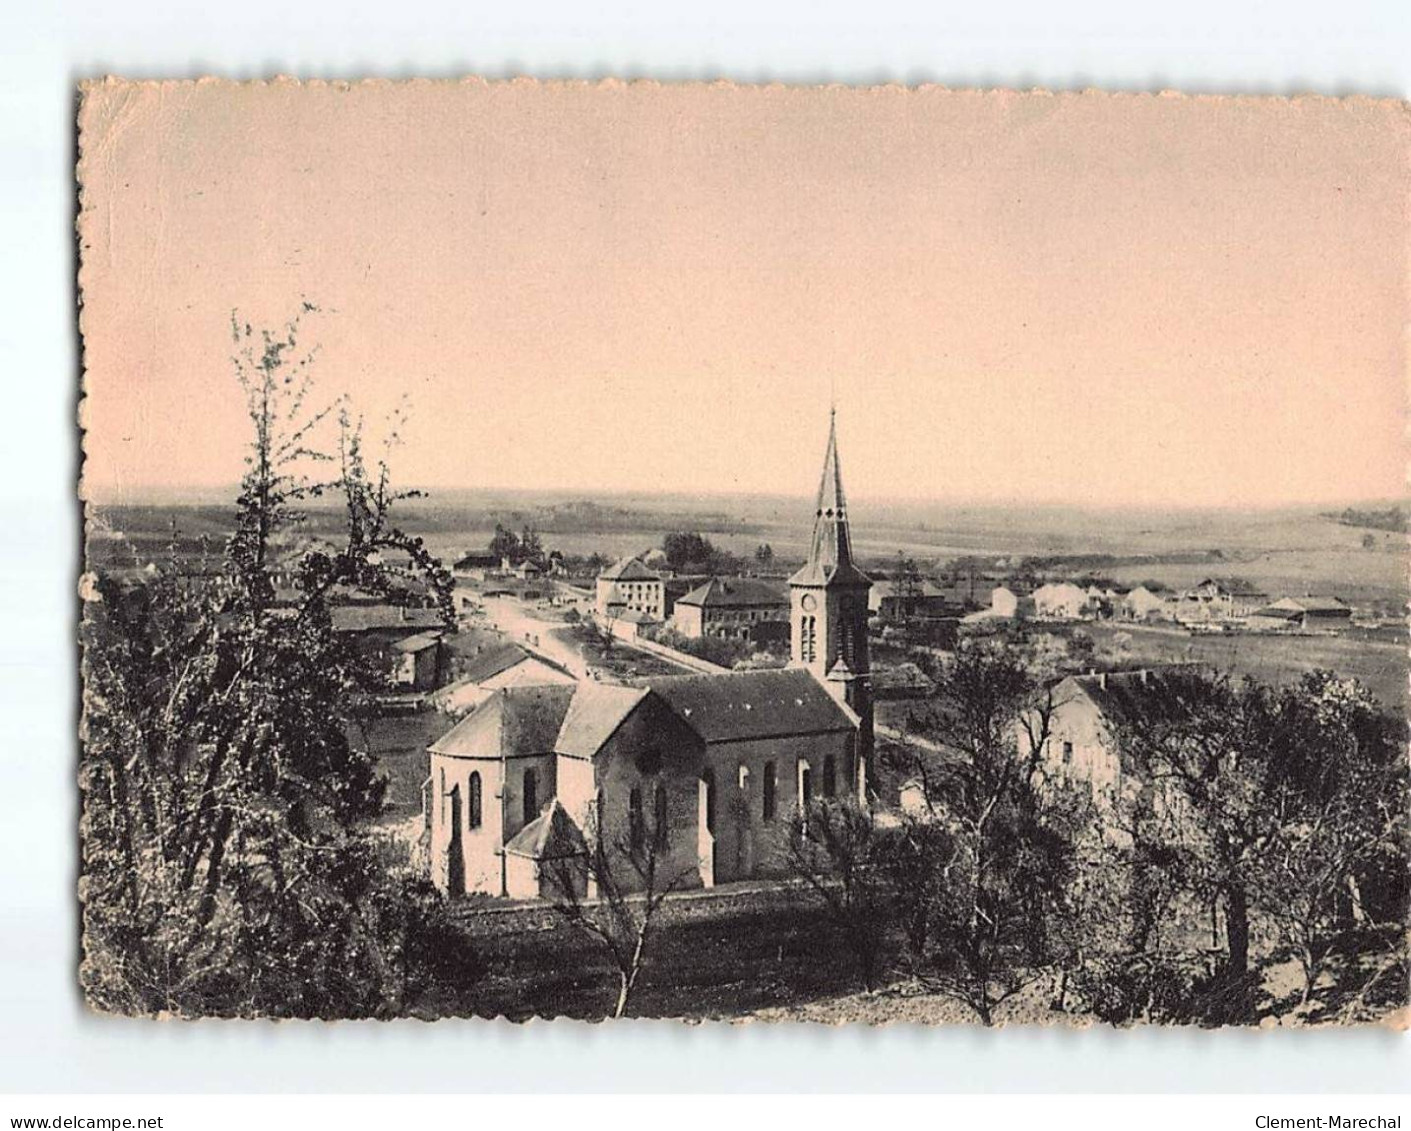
[
  {"x1": 677, "y1": 577, "x2": 789, "y2": 609},
  {"x1": 642, "y1": 668, "x2": 857, "y2": 743},
  {"x1": 554, "y1": 683, "x2": 650, "y2": 759},
  {"x1": 504, "y1": 800, "x2": 587, "y2": 860},
  {"x1": 429, "y1": 684, "x2": 576, "y2": 759},
  {"x1": 330, "y1": 605, "x2": 444, "y2": 634},
  {"x1": 598, "y1": 556, "x2": 661, "y2": 582}
]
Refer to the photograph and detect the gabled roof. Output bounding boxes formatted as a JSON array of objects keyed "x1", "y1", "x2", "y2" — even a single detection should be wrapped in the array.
[
  {"x1": 457, "y1": 641, "x2": 534, "y2": 684},
  {"x1": 1270, "y1": 596, "x2": 1351, "y2": 614},
  {"x1": 330, "y1": 605, "x2": 445, "y2": 633},
  {"x1": 643, "y1": 668, "x2": 857, "y2": 744},
  {"x1": 1192, "y1": 577, "x2": 1268, "y2": 597},
  {"x1": 392, "y1": 631, "x2": 442, "y2": 654},
  {"x1": 554, "y1": 683, "x2": 651, "y2": 759},
  {"x1": 598, "y1": 555, "x2": 661, "y2": 582},
  {"x1": 453, "y1": 552, "x2": 500, "y2": 570},
  {"x1": 429, "y1": 684, "x2": 576, "y2": 759},
  {"x1": 676, "y1": 577, "x2": 789, "y2": 609},
  {"x1": 504, "y1": 800, "x2": 587, "y2": 861}
]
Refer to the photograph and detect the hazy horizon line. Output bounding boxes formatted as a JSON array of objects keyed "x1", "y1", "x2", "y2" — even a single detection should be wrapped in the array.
[{"x1": 82, "y1": 480, "x2": 1410, "y2": 517}]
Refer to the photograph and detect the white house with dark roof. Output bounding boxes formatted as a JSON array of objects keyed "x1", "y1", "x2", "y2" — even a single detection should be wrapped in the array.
[
  {"x1": 595, "y1": 554, "x2": 666, "y2": 621},
  {"x1": 427, "y1": 411, "x2": 874, "y2": 899}
]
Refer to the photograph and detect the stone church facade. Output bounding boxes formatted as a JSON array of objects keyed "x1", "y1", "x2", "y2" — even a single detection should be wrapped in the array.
[{"x1": 426, "y1": 412, "x2": 874, "y2": 899}]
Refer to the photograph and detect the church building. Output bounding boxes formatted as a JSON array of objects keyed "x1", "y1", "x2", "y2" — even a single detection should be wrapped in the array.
[{"x1": 426, "y1": 411, "x2": 874, "y2": 899}]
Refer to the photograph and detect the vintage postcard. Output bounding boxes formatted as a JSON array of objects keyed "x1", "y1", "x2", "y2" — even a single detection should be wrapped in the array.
[{"x1": 77, "y1": 79, "x2": 1409, "y2": 1025}]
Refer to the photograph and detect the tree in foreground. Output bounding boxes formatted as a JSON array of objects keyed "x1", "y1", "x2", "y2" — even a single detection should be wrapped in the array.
[
  {"x1": 80, "y1": 306, "x2": 461, "y2": 1017},
  {"x1": 784, "y1": 798, "x2": 894, "y2": 991},
  {"x1": 542, "y1": 802, "x2": 692, "y2": 1019},
  {"x1": 883, "y1": 642, "x2": 1087, "y2": 1024}
]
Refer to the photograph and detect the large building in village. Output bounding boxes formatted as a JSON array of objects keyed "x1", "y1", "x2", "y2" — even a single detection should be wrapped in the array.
[{"x1": 426, "y1": 411, "x2": 874, "y2": 899}]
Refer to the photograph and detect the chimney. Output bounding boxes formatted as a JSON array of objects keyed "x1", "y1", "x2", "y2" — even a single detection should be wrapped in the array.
[
  {"x1": 1098, "y1": 672, "x2": 1107, "y2": 690},
  {"x1": 1139, "y1": 668, "x2": 1148, "y2": 686}
]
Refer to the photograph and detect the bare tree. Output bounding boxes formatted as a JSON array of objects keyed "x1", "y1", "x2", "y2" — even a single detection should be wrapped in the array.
[
  {"x1": 542, "y1": 805, "x2": 692, "y2": 1018},
  {"x1": 883, "y1": 642, "x2": 1083, "y2": 1024}
]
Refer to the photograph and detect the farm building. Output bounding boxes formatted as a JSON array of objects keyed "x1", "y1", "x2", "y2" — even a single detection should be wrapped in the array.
[
  {"x1": 1175, "y1": 578, "x2": 1270, "y2": 622},
  {"x1": 1247, "y1": 596, "x2": 1353, "y2": 633}
]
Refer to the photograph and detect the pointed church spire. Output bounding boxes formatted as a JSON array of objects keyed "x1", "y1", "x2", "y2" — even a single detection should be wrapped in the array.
[{"x1": 790, "y1": 408, "x2": 871, "y2": 588}]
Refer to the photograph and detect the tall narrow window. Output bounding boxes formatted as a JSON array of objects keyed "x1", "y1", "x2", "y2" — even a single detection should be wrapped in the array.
[
  {"x1": 702, "y1": 768, "x2": 717, "y2": 834},
  {"x1": 654, "y1": 785, "x2": 670, "y2": 849},
  {"x1": 523, "y1": 767, "x2": 538, "y2": 824},
  {"x1": 762, "y1": 761, "x2": 777, "y2": 822},
  {"x1": 468, "y1": 771, "x2": 483, "y2": 829},
  {"x1": 799, "y1": 761, "x2": 813, "y2": 806},
  {"x1": 628, "y1": 786, "x2": 645, "y2": 849},
  {"x1": 822, "y1": 755, "x2": 837, "y2": 798}
]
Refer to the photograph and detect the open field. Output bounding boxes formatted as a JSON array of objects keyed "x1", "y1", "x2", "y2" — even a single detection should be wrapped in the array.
[
  {"x1": 90, "y1": 491, "x2": 1408, "y2": 605},
  {"x1": 1086, "y1": 623, "x2": 1409, "y2": 714}
]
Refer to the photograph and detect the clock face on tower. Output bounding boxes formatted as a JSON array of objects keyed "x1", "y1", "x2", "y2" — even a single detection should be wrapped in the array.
[{"x1": 800, "y1": 593, "x2": 817, "y2": 612}]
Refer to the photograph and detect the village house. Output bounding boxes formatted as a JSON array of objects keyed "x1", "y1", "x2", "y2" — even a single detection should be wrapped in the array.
[
  {"x1": 1015, "y1": 668, "x2": 1191, "y2": 825},
  {"x1": 452, "y1": 551, "x2": 502, "y2": 581},
  {"x1": 1247, "y1": 595, "x2": 1353, "y2": 634},
  {"x1": 1032, "y1": 581, "x2": 1089, "y2": 620},
  {"x1": 671, "y1": 577, "x2": 790, "y2": 642},
  {"x1": 331, "y1": 604, "x2": 447, "y2": 688},
  {"x1": 595, "y1": 555, "x2": 666, "y2": 622},
  {"x1": 1174, "y1": 578, "x2": 1270, "y2": 623},
  {"x1": 1122, "y1": 585, "x2": 1172, "y2": 622},
  {"x1": 868, "y1": 577, "x2": 952, "y2": 621},
  {"x1": 427, "y1": 410, "x2": 874, "y2": 899}
]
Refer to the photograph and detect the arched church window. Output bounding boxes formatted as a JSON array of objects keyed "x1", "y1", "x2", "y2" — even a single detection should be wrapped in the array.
[
  {"x1": 628, "y1": 786, "x2": 645, "y2": 849},
  {"x1": 468, "y1": 771, "x2": 483, "y2": 829},
  {"x1": 654, "y1": 785, "x2": 670, "y2": 849},
  {"x1": 822, "y1": 755, "x2": 836, "y2": 798},
  {"x1": 701, "y1": 768, "x2": 717, "y2": 834},
  {"x1": 762, "y1": 761, "x2": 777, "y2": 821}
]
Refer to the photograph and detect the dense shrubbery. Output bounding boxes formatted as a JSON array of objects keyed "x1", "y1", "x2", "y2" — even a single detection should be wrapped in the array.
[{"x1": 80, "y1": 309, "x2": 474, "y2": 1018}]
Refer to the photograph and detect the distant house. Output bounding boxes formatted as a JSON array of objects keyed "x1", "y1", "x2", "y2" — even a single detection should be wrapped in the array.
[
  {"x1": 452, "y1": 551, "x2": 502, "y2": 581},
  {"x1": 1032, "y1": 582, "x2": 1089, "y2": 620},
  {"x1": 1175, "y1": 578, "x2": 1270, "y2": 622},
  {"x1": 595, "y1": 555, "x2": 665, "y2": 621},
  {"x1": 868, "y1": 578, "x2": 952, "y2": 621},
  {"x1": 1248, "y1": 596, "x2": 1353, "y2": 634},
  {"x1": 673, "y1": 577, "x2": 790, "y2": 641},
  {"x1": 1122, "y1": 585, "x2": 1171, "y2": 622},
  {"x1": 391, "y1": 631, "x2": 444, "y2": 692},
  {"x1": 961, "y1": 584, "x2": 1034, "y2": 625}
]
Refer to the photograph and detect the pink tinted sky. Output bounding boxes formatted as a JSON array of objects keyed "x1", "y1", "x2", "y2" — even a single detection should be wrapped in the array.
[{"x1": 79, "y1": 81, "x2": 1408, "y2": 507}]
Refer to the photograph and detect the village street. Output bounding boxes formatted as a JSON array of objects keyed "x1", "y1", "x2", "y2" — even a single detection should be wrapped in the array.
[{"x1": 477, "y1": 593, "x2": 592, "y2": 679}]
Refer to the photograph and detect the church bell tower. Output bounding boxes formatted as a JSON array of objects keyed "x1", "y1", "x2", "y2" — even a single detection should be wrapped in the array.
[{"x1": 789, "y1": 408, "x2": 873, "y2": 796}]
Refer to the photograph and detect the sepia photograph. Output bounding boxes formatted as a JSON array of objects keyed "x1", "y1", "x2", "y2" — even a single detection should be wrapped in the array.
[{"x1": 75, "y1": 78, "x2": 1409, "y2": 1029}]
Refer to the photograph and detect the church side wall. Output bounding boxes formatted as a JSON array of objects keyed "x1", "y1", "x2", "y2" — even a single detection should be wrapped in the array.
[{"x1": 706, "y1": 729, "x2": 858, "y2": 883}]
